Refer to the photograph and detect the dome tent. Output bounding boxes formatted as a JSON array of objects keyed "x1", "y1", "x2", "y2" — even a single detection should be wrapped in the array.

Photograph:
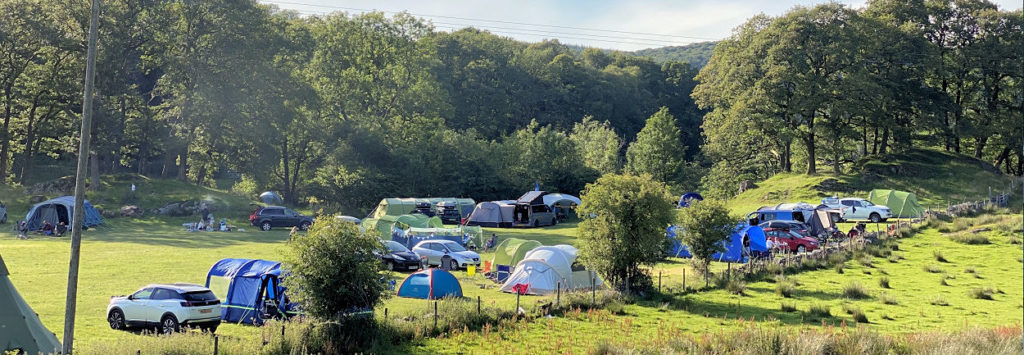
[
  {"x1": 24, "y1": 196, "x2": 103, "y2": 231},
  {"x1": 491, "y1": 238, "x2": 543, "y2": 268},
  {"x1": 396, "y1": 268, "x2": 463, "y2": 300},
  {"x1": 867, "y1": 189, "x2": 925, "y2": 218},
  {"x1": 0, "y1": 253, "x2": 61, "y2": 354},
  {"x1": 667, "y1": 224, "x2": 767, "y2": 263},
  {"x1": 678, "y1": 192, "x2": 704, "y2": 208},
  {"x1": 259, "y1": 191, "x2": 283, "y2": 205},
  {"x1": 465, "y1": 201, "x2": 515, "y2": 227},
  {"x1": 499, "y1": 245, "x2": 603, "y2": 295}
]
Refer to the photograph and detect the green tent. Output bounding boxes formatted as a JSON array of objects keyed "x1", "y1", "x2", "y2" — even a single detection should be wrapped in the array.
[
  {"x1": 362, "y1": 214, "x2": 444, "y2": 237},
  {"x1": 1, "y1": 253, "x2": 61, "y2": 354},
  {"x1": 867, "y1": 189, "x2": 926, "y2": 218},
  {"x1": 490, "y1": 238, "x2": 542, "y2": 267}
]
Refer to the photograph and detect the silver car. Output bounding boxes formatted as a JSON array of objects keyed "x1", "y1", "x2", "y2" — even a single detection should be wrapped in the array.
[{"x1": 412, "y1": 240, "x2": 480, "y2": 270}]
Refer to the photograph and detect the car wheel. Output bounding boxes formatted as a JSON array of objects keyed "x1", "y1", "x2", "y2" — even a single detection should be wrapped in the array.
[
  {"x1": 107, "y1": 309, "x2": 126, "y2": 330},
  {"x1": 551, "y1": 218, "x2": 557, "y2": 226},
  {"x1": 299, "y1": 222, "x2": 311, "y2": 231},
  {"x1": 449, "y1": 259, "x2": 459, "y2": 270},
  {"x1": 869, "y1": 213, "x2": 881, "y2": 223},
  {"x1": 797, "y1": 245, "x2": 807, "y2": 253},
  {"x1": 160, "y1": 314, "x2": 180, "y2": 334},
  {"x1": 261, "y1": 221, "x2": 272, "y2": 231},
  {"x1": 533, "y1": 220, "x2": 539, "y2": 228}
]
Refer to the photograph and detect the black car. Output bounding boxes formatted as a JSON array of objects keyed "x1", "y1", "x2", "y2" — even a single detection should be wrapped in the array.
[
  {"x1": 378, "y1": 240, "x2": 422, "y2": 271},
  {"x1": 249, "y1": 206, "x2": 314, "y2": 231}
]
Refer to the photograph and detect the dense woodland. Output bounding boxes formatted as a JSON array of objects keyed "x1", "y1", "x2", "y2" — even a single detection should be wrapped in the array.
[
  {"x1": 632, "y1": 41, "x2": 717, "y2": 68},
  {"x1": 0, "y1": 0, "x2": 1019, "y2": 213}
]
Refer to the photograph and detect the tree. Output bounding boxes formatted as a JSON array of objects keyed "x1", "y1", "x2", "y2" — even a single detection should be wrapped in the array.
[
  {"x1": 576, "y1": 174, "x2": 675, "y2": 292},
  {"x1": 676, "y1": 199, "x2": 735, "y2": 287},
  {"x1": 625, "y1": 107, "x2": 685, "y2": 185},
  {"x1": 282, "y1": 217, "x2": 388, "y2": 319},
  {"x1": 569, "y1": 116, "x2": 621, "y2": 175}
]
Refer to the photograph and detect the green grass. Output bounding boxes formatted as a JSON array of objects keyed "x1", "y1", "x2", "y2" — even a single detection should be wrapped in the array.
[{"x1": 724, "y1": 148, "x2": 1016, "y2": 214}]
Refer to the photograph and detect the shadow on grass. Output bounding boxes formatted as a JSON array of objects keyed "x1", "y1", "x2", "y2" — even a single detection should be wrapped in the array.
[
  {"x1": 745, "y1": 286, "x2": 844, "y2": 302},
  {"x1": 0, "y1": 217, "x2": 290, "y2": 248},
  {"x1": 636, "y1": 292, "x2": 844, "y2": 327}
]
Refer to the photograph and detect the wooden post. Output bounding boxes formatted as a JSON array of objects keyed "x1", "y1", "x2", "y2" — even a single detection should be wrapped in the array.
[
  {"x1": 591, "y1": 272, "x2": 596, "y2": 305},
  {"x1": 682, "y1": 268, "x2": 686, "y2": 292},
  {"x1": 556, "y1": 281, "x2": 560, "y2": 306},
  {"x1": 516, "y1": 292, "x2": 520, "y2": 313},
  {"x1": 433, "y1": 301, "x2": 438, "y2": 331},
  {"x1": 384, "y1": 308, "x2": 388, "y2": 319},
  {"x1": 214, "y1": 335, "x2": 219, "y2": 355},
  {"x1": 62, "y1": 1, "x2": 101, "y2": 353},
  {"x1": 727, "y1": 262, "x2": 732, "y2": 281},
  {"x1": 658, "y1": 271, "x2": 662, "y2": 292},
  {"x1": 477, "y1": 296, "x2": 481, "y2": 314},
  {"x1": 281, "y1": 323, "x2": 285, "y2": 337}
]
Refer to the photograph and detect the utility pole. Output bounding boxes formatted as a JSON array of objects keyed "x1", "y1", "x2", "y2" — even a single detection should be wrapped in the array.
[{"x1": 62, "y1": 0, "x2": 100, "y2": 353}]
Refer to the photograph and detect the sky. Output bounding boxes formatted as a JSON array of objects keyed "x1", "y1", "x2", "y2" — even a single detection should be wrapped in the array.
[{"x1": 260, "y1": 0, "x2": 1024, "y2": 51}]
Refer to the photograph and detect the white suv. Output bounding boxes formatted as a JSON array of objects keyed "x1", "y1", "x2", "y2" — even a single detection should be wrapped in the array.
[
  {"x1": 107, "y1": 283, "x2": 221, "y2": 334},
  {"x1": 825, "y1": 198, "x2": 892, "y2": 223}
]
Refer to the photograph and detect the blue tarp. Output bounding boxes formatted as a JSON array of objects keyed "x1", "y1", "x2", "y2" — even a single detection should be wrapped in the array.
[
  {"x1": 24, "y1": 196, "x2": 103, "y2": 231},
  {"x1": 666, "y1": 224, "x2": 767, "y2": 263},
  {"x1": 678, "y1": 192, "x2": 704, "y2": 208},
  {"x1": 396, "y1": 268, "x2": 463, "y2": 299},
  {"x1": 205, "y1": 258, "x2": 295, "y2": 325}
]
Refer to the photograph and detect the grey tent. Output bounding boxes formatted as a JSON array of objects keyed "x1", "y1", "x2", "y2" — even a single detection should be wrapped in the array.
[
  {"x1": 0, "y1": 253, "x2": 61, "y2": 354},
  {"x1": 465, "y1": 201, "x2": 515, "y2": 227},
  {"x1": 25, "y1": 196, "x2": 103, "y2": 231},
  {"x1": 259, "y1": 191, "x2": 283, "y2": 205}
]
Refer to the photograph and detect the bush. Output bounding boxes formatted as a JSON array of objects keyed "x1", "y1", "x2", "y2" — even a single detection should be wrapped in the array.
[
  {"x1": 807, "y1": 303, "x2": 831, "y2": 317},
  {"x1": 842, "y1": 282, "x2": 870, "y2": 299},
  {"x1": 969, "y1": 287, "x2": 996, "y2": 300},
  {"x1": 933, "y1": 250, "x2": 948, "y2": 262},
  {"x1": 949, "y1": 232, "x2": 990, "y2": 245},
  {"x1": 776, "y1": 280, "x2": 795, "y2": 298},
  {"x1": 879, "y1": 293, "x2": 898, "y2": 305},
  {"x1": 878, "y1": 277, "x2": 890, "y2": 289},
  {"x1": 930, "y1": 295, "x2": 949, "y2": 306},
  {"x1": 726, "y1": 279, "x2": 746, "y2": 295},
  {"x1": 283, "y1": 218, "x2": 388, "y2": 319},
  {"x1": 859, "y1": 256, "x2": 874, "y2": 268},
  {"x1": 231, "y1": 174, "x2": 260, "y2": 197},
  {"x1": 922, "y1": 264, "x2": 942, "y2": 273},
  {"x1": 834, "y1": 263, "x2": 844, "y2": 274},
  {"x1": 842, "y1": 304, "x2": 869, "y2": 323}
]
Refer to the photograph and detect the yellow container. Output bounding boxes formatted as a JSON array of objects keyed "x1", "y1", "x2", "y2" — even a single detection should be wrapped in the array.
[{"x1": 467, "y1": 264, "x2": 476, "y2": 276}]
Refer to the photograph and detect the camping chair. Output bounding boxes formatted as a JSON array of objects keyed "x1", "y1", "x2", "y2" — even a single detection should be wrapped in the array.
[
  {"x1": 440, "y1": 255, "x2": 453, "y2": 271},
  {"x1": 496, "y1": 265, "x2": 511, "y2": 283}
]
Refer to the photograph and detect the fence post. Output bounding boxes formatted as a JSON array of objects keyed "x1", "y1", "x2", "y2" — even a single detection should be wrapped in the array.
[
  {"x1": 384, "y1": 308, "x2": 388, "y2": 320},
  {"x1": 214, "y1": 335, "x2": 219, "y2": 355},
  {"x1": 281, "y1": 323, "x2": 285, "y2": 338},
  {"x1": 682, "y1": 268, "x2": 686, "y2": 292},
  {"x1": 727, "y1": 262, "x2": 731, "y2": 281},
  {"x1": 516, "y1": 292, "x2": 521, "y2": 314},
  {"x1": 433, "y1": 301, "x2": 438, "y2": 331},
  {"x1": 658, "y1": 271, "x2": 662, "y2": 292},
  {"x1": 591, "y1": 271, "x2": 596, "y2": 305},
  {"x1": 556, "y1": 281, "x2": 561, "y2": 306},
  {"x1": 477, "y1": 296, "x2": 481, "y2": 315}
]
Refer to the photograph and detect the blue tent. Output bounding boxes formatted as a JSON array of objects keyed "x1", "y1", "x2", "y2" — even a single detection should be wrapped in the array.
[
  {"x1": 259, "y1": 191, "x2": 283, "y2": 205},
  {"x1": 666, "y1": 225, "x2": 692, "y2": 257},
  {"x1": 666, "y1": 224, "x2": 767, "y2": 263},
  {"x1": 396, "y1": 268, "x2": 463, "y2": 300},
  {"x1": 678, "y1": 192, "x2": 704, "y2": 208},
  {"x1": 24, "y1": 196, "x2": 103, "y2": 231},
  {"x1": 205, "y1": 259, "x2": 296, "y2": 325}
]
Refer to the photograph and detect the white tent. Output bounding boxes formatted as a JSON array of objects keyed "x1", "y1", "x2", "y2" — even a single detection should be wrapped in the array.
[
  {"x1": 465, "y1": 201, "x2": 515, "y2": 227},
  {"x1": 542, "y1": 193, "x2": 581, "y2": 208},
  {"x1": 499, "y1": 244, "x2": 603, "y2": 295}
]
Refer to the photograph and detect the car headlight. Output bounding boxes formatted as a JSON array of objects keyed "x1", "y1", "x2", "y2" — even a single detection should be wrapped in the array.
[{"x1": 393, "y1": 255, "x2": 405, "y2": 261}]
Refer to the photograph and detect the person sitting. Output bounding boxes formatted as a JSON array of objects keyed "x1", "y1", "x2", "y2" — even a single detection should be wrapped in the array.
[
  {"x1": 485, "y1": 234, "x2": 498, "y2": 251},
  {"x1": 56, "y1": 221, "x2": 67, "y2": 236},
  {"x1": 41, "y1": 221, "x2": 55, "y2": 236},
  {"x1": 219, "y1": 218, "x2": 228, "y2": 231},
  {"x1": 197, "y1": 219, "x2": 207, "y2": 231},
  {"x1": 17, "y1": 221, "x2": 28, "y2": 239}
]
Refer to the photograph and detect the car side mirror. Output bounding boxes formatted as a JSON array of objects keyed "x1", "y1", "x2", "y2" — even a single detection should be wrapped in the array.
[{"x1": 127, "y1": 295, "x2": 134, "y2": 300}]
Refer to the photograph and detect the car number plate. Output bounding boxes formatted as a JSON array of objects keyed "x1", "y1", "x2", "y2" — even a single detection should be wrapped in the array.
[
  {"x1": 200, "y1": 308, "x2": 213, "y2": 314},
  {"x1": 409, "y1": 265, "x2": 419, "y2": 270}
]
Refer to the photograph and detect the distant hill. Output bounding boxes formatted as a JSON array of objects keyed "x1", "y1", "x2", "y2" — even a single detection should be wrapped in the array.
[
  {"x1": 632, "y1": 42, "x2": 717, "y2": 68},
  {"x1": 725, "y1": 149, "x2": 1018, "y2": 215}
]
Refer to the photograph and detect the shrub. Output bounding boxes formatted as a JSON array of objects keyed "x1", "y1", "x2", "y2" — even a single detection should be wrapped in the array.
[
  {"x1": 834, "y1": 263, "x2": 845, "y2": 274},
  {"x1": 878, "y1": 277, "x2": 890, "y2": 289},
  {"x1": 922, "y1": 264, "x2": 942, "y2": 273},
  {"x1": 231, "y1": 174, "x2": 260, "y2": 197},
  {"x1": 879, "y1": 293, "x2": 898, "y2": 305},
  {"x1": 765, "y1": 262, "x2": 783, "y2": 275},
  {"x1": 969, "y1": 287, "x2": 996, "y2": 300},
  {"x1": 951, "y1": 218, "x2": 973, "y2": 232},
  {"x1": 283, "y1": 218, "x2": 388, "y2": 319},
  {"x1": 843, "y1": 304, "x2": 869, "y2": 323},
  {"x1": 776, "y1": 280, "x2": 795, "y2": 298},
  {"x1": 930, "y1": 295, "x2": 949, "y2": 306},
  {"x1": 781, "y1": 302, "x2": 798, "y2": 312},
  {"x1": 933, "y1": 250, "x2": 948, "y2": 262},
  {"x1": 842, "y1": 282, "x2": 870, "y2": 299},
  {"x1": 949, "y1": 232, "x2": 990, "y2": 245},
  {"x1": 807, "y1": 303, "x2": 831, "y2": 317},
  {"x1": 859, "y1": 256, "x2": 874, "y2": 268},
  {"x1": 726, "y1": 279, "x2": 746, "y2": 295}
]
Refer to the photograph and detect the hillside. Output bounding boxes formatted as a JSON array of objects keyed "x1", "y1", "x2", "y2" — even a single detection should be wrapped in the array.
[
  {"x1": 726, "y1": 149, "x2": 1018, "y2": 215},
  {"x1": 632, "y1": 41, "x2": 717, "y2": 68}
]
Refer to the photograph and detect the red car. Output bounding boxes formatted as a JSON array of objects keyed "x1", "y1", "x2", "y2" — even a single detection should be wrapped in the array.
[{"x1": 765, "y1": 229, "x2": 819, "y2": 253}]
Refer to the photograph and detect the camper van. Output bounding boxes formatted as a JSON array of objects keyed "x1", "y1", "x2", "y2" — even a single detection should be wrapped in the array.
[{"x1": 512, "y1": 191, "x2": 557, "y2": 228}]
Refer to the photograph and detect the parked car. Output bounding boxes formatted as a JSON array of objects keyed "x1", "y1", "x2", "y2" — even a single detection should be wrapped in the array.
[
  {"x1": 824, "y1": 198, "x2": 892, "y2": 223},
  {"x1": 107, "y1": 283, "x2": 221, "y2": 334},
  {"x1": 765, "y1": 229, "x2": 819, "y2": 253},
  {"x1": 412, "y1": 240, "x2": 480, "y2": 270},
  {"x1": 759, "y1": 220, "x2": 812, "y2": 238},
  {"x1": 249, "y1": 206, "x2": 314, "y2": 231},
  {"x1": 378, "y1": 240, "x2": 423, "y2": 271}
]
